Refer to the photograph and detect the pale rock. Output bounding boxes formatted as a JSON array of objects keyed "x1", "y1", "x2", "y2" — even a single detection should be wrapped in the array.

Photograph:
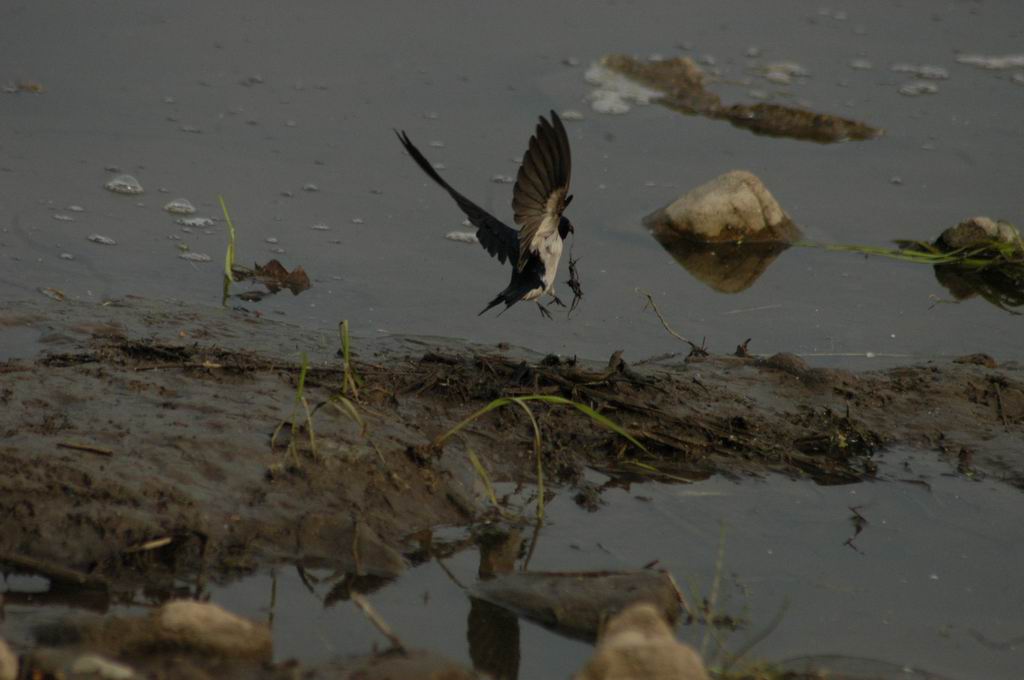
[
  {"x1": 575, "y1": 604, "x2": 710, "y2": 680},
  {"x1": 644, "y1": 170, "x2": 800, "y2": 244},
  {"x1": 0, "y1": 637, "x2": 16, "y2": 680},
  {"x1": 154, "y1": 600, "x2": 272, "y2": 658}
]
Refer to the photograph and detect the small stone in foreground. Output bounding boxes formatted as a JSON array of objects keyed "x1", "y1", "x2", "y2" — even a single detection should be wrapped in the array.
[
  {"x1": 575, "y1": 604, "x2": 710, "y2": 680},
  {"x1": 71, "y1": 654, "x2": 135, "y2": 679},
  {"x1": 154, "y1": 600, "x2": 272, "y2": 659},
  {"x1": 0, "y1": 636, "x2": 16, "y2": 680}
]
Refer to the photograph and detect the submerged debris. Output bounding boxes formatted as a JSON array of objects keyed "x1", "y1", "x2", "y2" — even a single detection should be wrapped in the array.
[
  {"x1": 760, "y1": 61, "x2": 810, "y2": 84},
  {"x1": 163, "y1": 198, "x2": 196, "y2": 215},
  {"x1": 891, "y1": 63, "x2": 949, "y2": 79},
  {"x1": 104, "y1": 174, "x2": 144, "y2": 195},
  {"x1": 955, "y1": 53, "x2": 1024, "y2": 70},
  {"x1": 230, "y1": 258, "x2": 311, "y2": 298},
  {"x1": 899, "y1": 81, "x2": 940, "y2": 96},
  {"x1": 473, "y1": 570, "x2": 683, "y2": 640},
  {"x1": 445, "y1": 230, "x2": 479, "y2": 244},
  {"x1": 584, "y1": 60, "x2": 662, "y2": 114},
  {"x1": 177, "y1": 216, "x2": 214, "y2": 228},
  {"x1": 87, "y1": 234, "x2": 117, "y2": 246},
  {"x1": 592, "y1": 53, "x2": 882, "y2": 143}
]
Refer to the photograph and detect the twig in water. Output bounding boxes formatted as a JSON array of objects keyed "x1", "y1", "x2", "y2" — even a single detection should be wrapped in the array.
[
  {"x1": 701, "y1": 523, "x2": 728, "y2": 660},
  {"x1": 0, "y1": 551, "x2": 107, "y2": 588},
  {"x1": 57, "y1": 441, "x2": 114, "y2": 457},
  {"x1": 637, "y1": 289, "x2": 707, "y2": 356},
  {"x1": 352, "y1": 593, "x2": 406, "y2": 652},
  {"x1": 124, "y1": 537, "x2": 172, "y2": 554}
]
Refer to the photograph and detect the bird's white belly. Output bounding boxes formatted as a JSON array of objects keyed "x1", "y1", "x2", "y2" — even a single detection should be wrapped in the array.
[{"x1": 523, "y1": 232, "x2": 563, "y2": 301}]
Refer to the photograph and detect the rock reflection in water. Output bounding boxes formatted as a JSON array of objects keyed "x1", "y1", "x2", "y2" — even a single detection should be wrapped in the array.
[
  {"x1": 652, "y1": 231, "x2": 791, "y2": 294},
  {"x1": 468, "y1": 528, "x2": 523, "y2": 680},
  {"x1": 934, "y1": 264, "x2": 1024, "y2": 314}
]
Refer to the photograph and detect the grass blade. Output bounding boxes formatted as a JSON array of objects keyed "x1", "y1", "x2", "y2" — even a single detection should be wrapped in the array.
[
  {"x1": 218, "y1": 195, "x2": 238, "y2": 304},
  {"x1": 508, "y1": 397, "x2": 545, "y2": 520},
  {"x1": 329, "y1": 395, "x2": 366, "y2": 437},
  {"x1": 514, "y1": 395, "x2": 648, "y2": 452}
]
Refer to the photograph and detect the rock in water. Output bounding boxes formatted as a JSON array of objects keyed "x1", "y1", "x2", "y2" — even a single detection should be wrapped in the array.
[
  {"x1": 575, "y1": 603, "x2": 710, "y2": 680},
  {"x1": 0, "y1": 636, "x2": 16, "y2": 680},
  {"x1": 936, "y1": 216, "x2": 1022, "y2": 251},
  {"x1": 154, "y1": 600, "x2": 272, "y2": 658},
  {"x1": 644, "y1": 170, "x2": 801, "y2": 244}
]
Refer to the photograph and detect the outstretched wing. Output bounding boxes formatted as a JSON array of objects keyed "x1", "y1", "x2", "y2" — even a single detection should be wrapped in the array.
[
  {"x1": 511, "y1": 111, "x2": 572, "y2": 271},
  {"x1": 395, "y1": 130, "x2": 519, "y2": 266}
]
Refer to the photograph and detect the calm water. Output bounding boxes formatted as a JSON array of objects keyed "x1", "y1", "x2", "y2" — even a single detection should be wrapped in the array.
[
  {"x1": 3, "y1": 3, "x2": 1023, "y2": 678},
  {"x1": 1, "y1": 0, "x2": 1022, "y2": 365},
  {"x1": 3, "y1": 451, "x2": 1022, "y2": 678}
]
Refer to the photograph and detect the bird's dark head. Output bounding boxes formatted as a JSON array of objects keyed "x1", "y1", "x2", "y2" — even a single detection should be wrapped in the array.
[{"x1": 558, "y1": 215, "x2": 575, "y2": 239}]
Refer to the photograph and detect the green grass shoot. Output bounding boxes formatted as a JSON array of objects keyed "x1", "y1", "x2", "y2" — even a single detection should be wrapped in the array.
[
  {"x1": 219, "y1": 195, "x2": 238, "y2": 304},
  {"x1": 271, "y1": 352, "x2": 318, "y2": 464},
  {"x1": 463, "y1": 439, "x2": 515, "y2": 520},
  {"x1": 433, "y1": 394, "x2": 647, "y2": 520},
  {"x1": 796, "y1": 237, "x2": 1024, "y2": 271},
  {"x1": 339, "y1": 319, "x2": 361, "y2": 398},
  {"x1": 434, "y1": 394, "x2": 647, "y2": 452}
]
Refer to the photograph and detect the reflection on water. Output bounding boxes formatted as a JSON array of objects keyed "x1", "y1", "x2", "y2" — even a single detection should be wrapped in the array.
[
  {"x1": 934, "y1": 263, "x2": 1024, "y2": 315},
  {"x1": 651, "y1": 229, "x2": 792, "y2": 294},
  {"x1": 4, "y1": 453, "x2": 1024, "y2": 679},
  {"x1": 653, "y1": 226, "x2": 1024, "y2": 316},
  {"x1": 468, "y1": 528, "x2": 523, "y2": 680}
]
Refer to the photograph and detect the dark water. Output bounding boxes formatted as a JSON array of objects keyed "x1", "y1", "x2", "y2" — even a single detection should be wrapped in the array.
[
  {"x1": 3, "y1": 451, "x2": 1023, "y2": 678},
  {"x1": 3, "y1": 2, "x2": 1023, "y2": 678},
  {"x1": 1, "y1": 0, "x2": 1022, "y2": 365}
]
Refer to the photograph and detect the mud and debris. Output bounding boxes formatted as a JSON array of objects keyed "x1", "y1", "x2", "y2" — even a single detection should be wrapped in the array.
[
  {"x1": 472, "y1": 570, "x2": 682, "y2": 640},
  {"x1": 1, "y1": 297, "x2": 1023, "y2": 677},
  {"x1": 229, "y1": 259, "x2": 312, "y2": 300},
  {"x1": 2, "y1": 297, "x2": 1021, "y2": 581},
  {"x1": 596, "y1": 54, "x2": 883, "y2": 143}
]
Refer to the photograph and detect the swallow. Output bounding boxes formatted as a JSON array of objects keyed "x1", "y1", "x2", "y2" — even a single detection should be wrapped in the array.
[{"x1": 396, "y1": 111, "x2": 575, "y2": 318}]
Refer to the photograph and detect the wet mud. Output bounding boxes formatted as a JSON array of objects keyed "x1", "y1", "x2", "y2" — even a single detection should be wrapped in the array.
[
  {"x1": 598, "y1": 54, "x2": 883, "y2": 143},
  {"x1": 2, "y1": 297, "x2": 1021, "y2": 581},
  {"x1": 2, "y1": 297, "x2": 1023, "y2": 677}
]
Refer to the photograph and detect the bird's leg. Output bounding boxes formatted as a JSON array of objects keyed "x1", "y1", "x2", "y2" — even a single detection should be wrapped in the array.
[
  {"x1": 537, "y1": 302, "x2": 554, "y2": 319},
  {"x1": 546, "y1": 291, "x2": 567, "y2": 307}
]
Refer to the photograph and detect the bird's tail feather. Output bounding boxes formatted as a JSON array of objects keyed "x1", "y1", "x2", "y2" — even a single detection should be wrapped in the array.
[{"x1": 478, "y1": 293, "x2": 505, "y2": 316}]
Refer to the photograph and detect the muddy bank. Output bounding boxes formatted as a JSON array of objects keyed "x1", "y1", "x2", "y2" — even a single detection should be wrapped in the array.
[
  {"x1": 2, "y1": 296, "x2": 1023, "y2": 677},
  {"x1": 2, "y1": 297, "x2": 1021, "y2": 592}
]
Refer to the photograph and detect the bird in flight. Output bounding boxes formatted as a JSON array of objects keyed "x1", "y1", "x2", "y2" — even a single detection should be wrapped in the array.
[{"x1": 396, "y1": 111, "x2": 575, "y2": 318}]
